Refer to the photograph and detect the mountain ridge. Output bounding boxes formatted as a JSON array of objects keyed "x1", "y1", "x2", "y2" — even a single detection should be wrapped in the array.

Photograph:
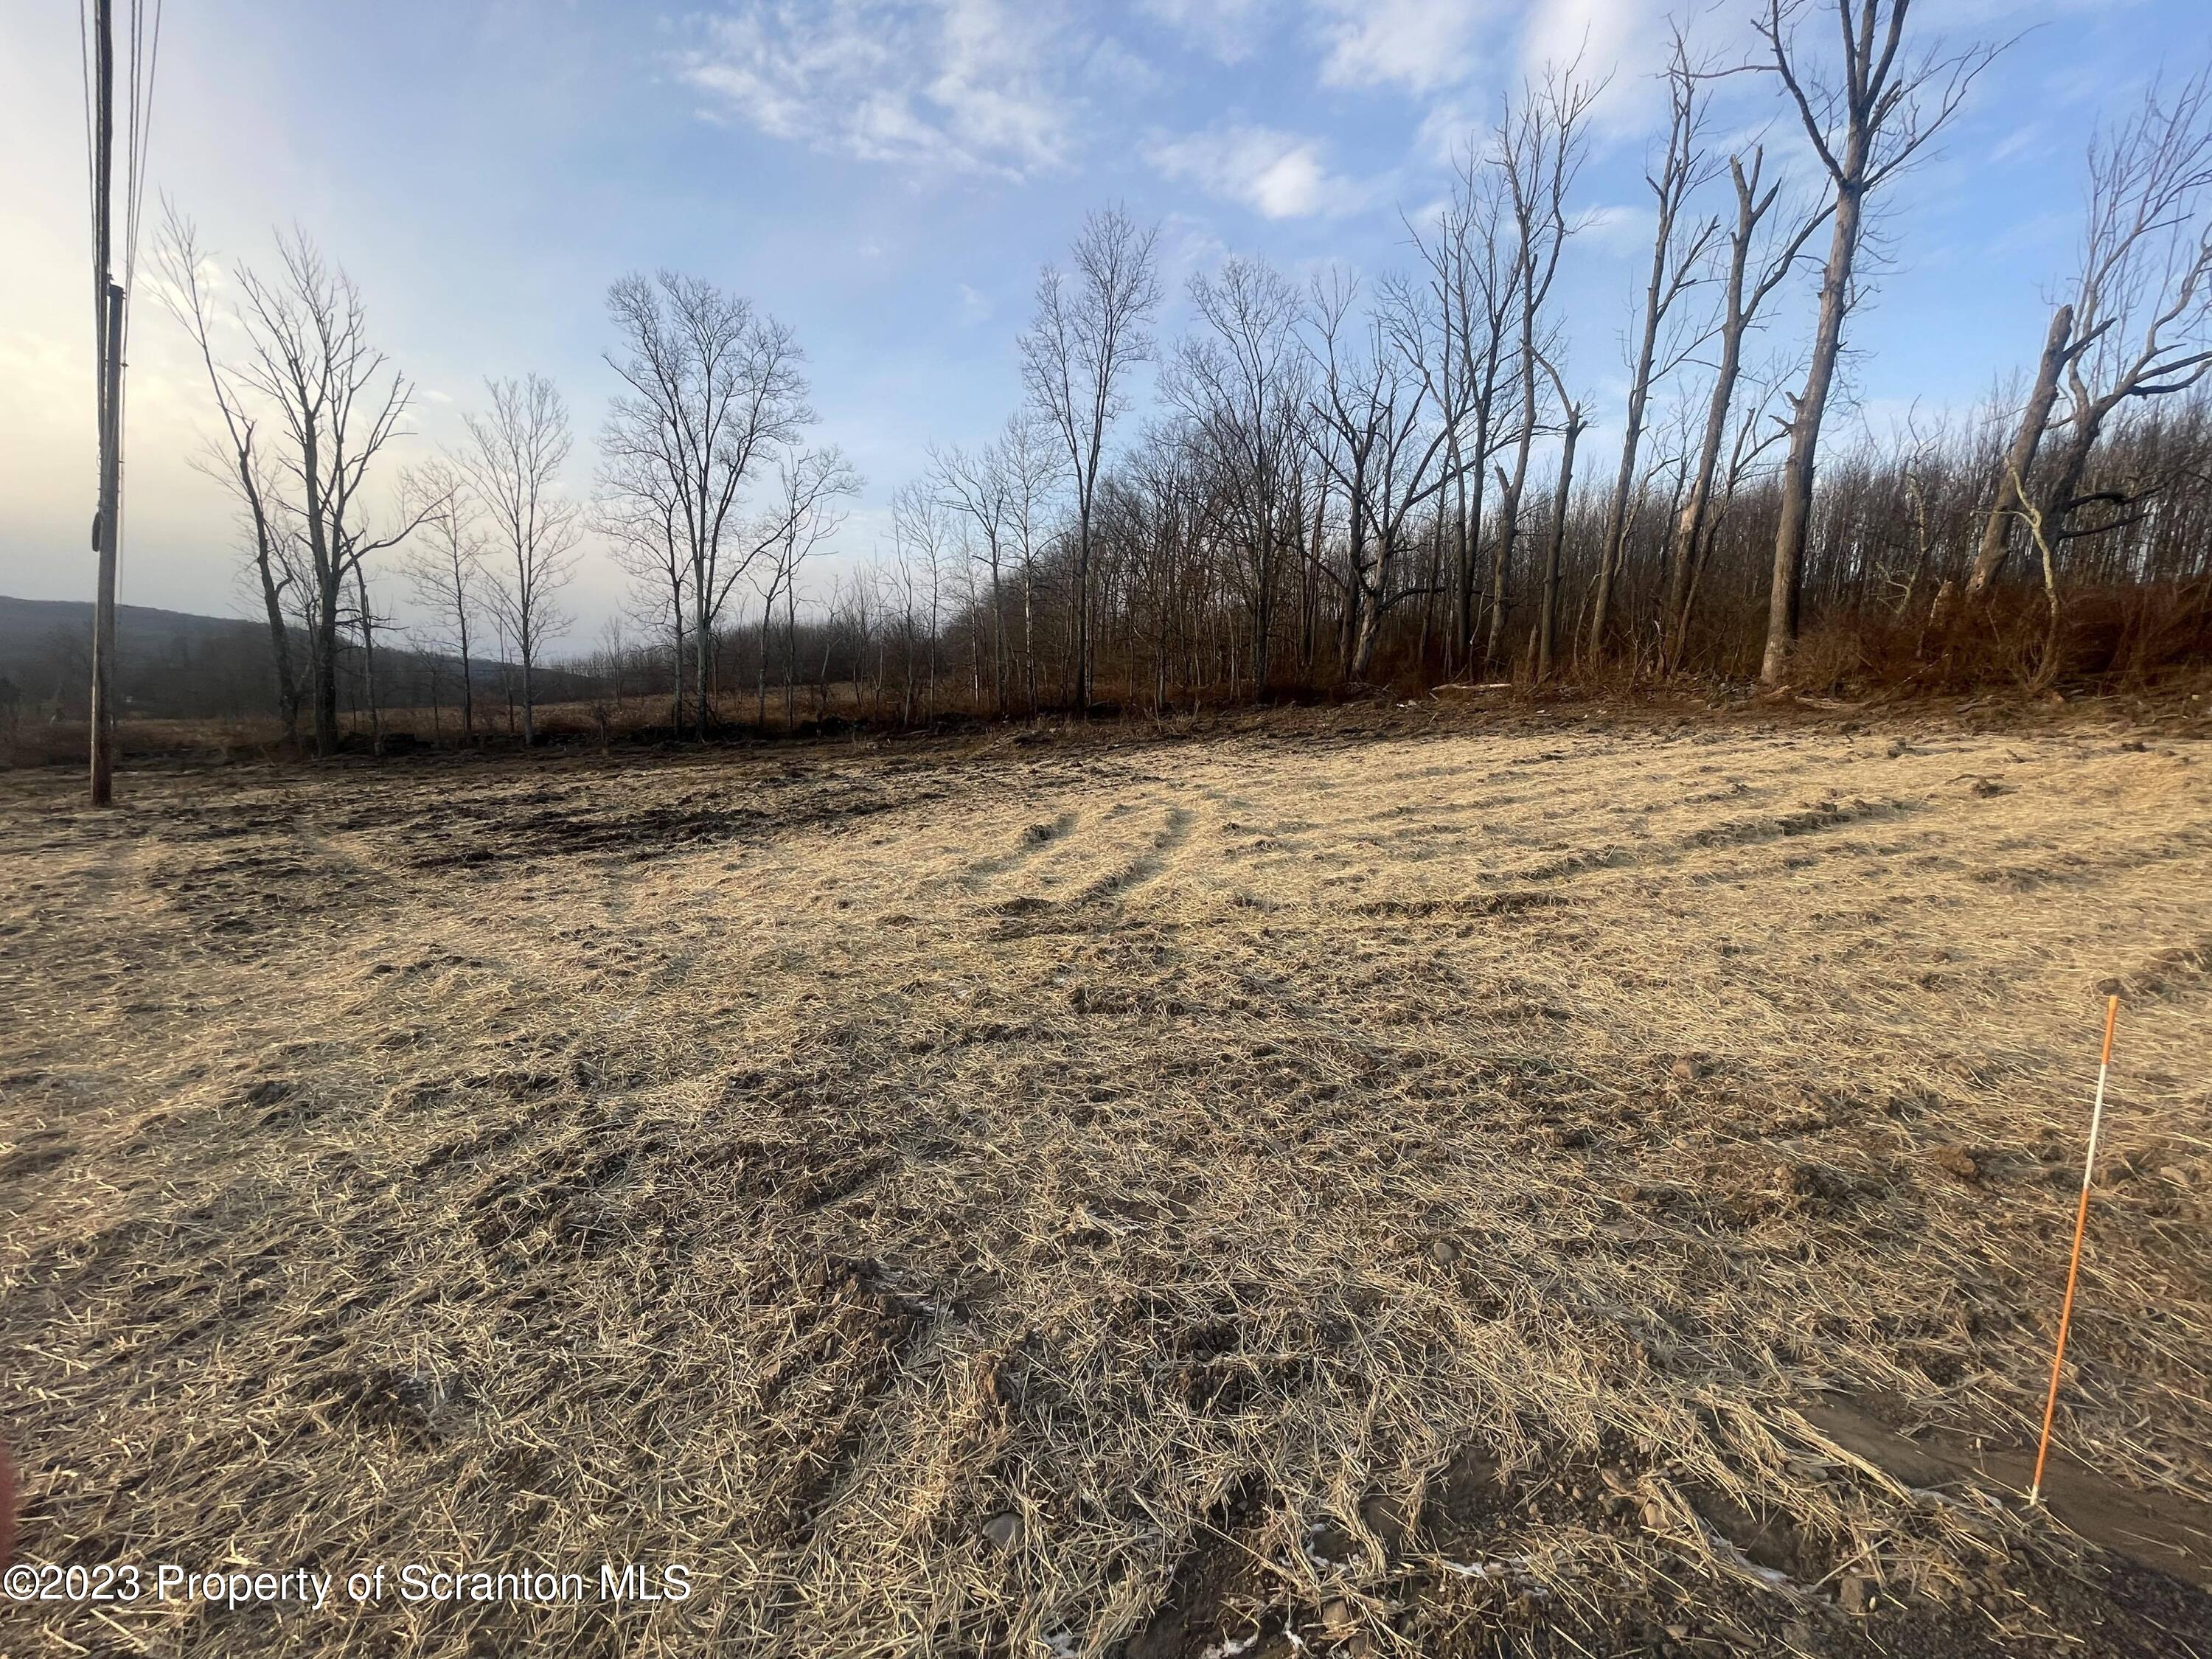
[{"x1": 0, "y1": 594, "x2": 584, "y2": 720}]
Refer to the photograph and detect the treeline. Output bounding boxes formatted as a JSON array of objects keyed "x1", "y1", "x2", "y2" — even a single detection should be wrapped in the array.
[
  {"x1": 839, "y1": 22, "x2": 2212, "y2": 716},
  {"x1": 155, "y1": 1, "x2": 2212, "y2": 752},
  {"x1": 564, "y1": 375, "x2": 2212, "y2": 729}
]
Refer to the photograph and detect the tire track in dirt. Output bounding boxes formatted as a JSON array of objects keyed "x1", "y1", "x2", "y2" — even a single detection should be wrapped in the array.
[
  {"x1": 1074, "y1": 803, "x2": 1196, "y2": 905},
  {"x1": 1479, "y1": 793, "x2": 1931, "y2": 892},
  {"x1": 959, "y1": 808, "x2": 1079, "y2": 891}
]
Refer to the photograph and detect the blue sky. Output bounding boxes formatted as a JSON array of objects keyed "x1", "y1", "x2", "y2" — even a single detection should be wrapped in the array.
[{"x1": 0, "y1": 0, "x2": 2194, "y2": 641}]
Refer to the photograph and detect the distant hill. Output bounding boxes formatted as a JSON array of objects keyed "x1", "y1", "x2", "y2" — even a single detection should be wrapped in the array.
[
  {"x1": 0, "y1": 596, "x2": 271, "y2": 661},
  {"x1": 0, "y1": 595, "x2": 591, "y2": 721}
]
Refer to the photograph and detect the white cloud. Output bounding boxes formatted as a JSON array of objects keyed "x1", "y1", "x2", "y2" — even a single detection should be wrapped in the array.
[
  {"x1": 1413, "y1": 96, "x2": 1493, "y2": 166},
  {"x1": 678, "y1": 0, "x2": 1092, "y2": 179},
  {"x1": 1521, "y1": 0, "x2": 1655, "y2": 82},
  {"x1": 1144, "y1": 123, "x2": 1371, "y2": 218},
  {"x1": 1986, "y1": 122, "x2": 2047, "y2": 166},
  {"x1": 1520, "y1": 0, "x2": 1760, "y2": 137},
  {"x1": 1576, "y1": 201, "x2": 1653, "y2": 254},
  {"x1": 956, "y1": 282, "x2": 993, "y2": 324},
  {"x1": 1085, "y1": 34, "x2": 1166, "y2": 98},
  {"x1": 1981, "y1": 206, "x2": 2076, "y2": 260},
  {"x1": 1142, "y1": 0, "x2": 1272, "y2": 66},
  {"x1": 1157, "y1": 212, "x2": 1231, "y2": 283},
  {"x1": 1403, "y1": 193, "x2": 1455, "y2": 232},
  {"x1": 1310, "y1": 0, "x2": 1494, "y2": 96}
]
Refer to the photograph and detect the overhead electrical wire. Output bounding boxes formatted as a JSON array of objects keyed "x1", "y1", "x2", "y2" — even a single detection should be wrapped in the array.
[
  {"x1": 124, "y1": 0, "x2": 163, "y2": 302},
  {"x1": 79, "y1": 0, "x2": 162, "y2": 714},
  {"x1": 119, "y1": 0, "x2": 162, "y2": 580},
  {"x1": 79, "y1": 0, "x2": 162, "y2": 584}
]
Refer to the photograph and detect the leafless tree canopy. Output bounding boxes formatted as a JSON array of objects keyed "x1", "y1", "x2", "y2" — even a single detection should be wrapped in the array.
[
  {"x1": 1753, "y1": 0, "x2": 2001, "y2": 684},
  {"x1": 1019, "y1": 207, "x2": 1163, "y2": 709},
  {"x1": 1972, "y1": 71, "x2": 2212, "y2": 599},
  {"x1": 150, "y1": 14, "x2": 2212, "y2": 750},
  {"x1": 396, "y1": 457, "x2": 482, "y2": 741},
  {"x1": 600, "y1": 271, "x2": 815, "y2": 737},
  {"x1": 156, "y1": 218, "x2": 433, "y2": 754},
  {"x1": 459, "y1": 375, "x2": 581, "y2": 745}
]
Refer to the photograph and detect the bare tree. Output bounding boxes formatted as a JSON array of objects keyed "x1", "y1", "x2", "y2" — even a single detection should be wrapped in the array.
[
  {"x1": 1536, "y1": 353, "x2": 1587, "y2": 681},
  {"x1": 1663, "y1": 146, "x2": 1830, "y2": 670},
  {"x1": 890, "y1": 482, "x2": 955, "y2": 723},
  {"x1": 587, "y1": 616, "x2": 627, "y2": 750},
  {"x1": 1489, "y1": 68, "x2": 1599, "y2": 675},
  {"x1": 1971, "y1": 71, "x2": 2212, "y2": 594},
  {"x1": 2006, "y1": 459, "x2": 2066, "y2": 689},
  {"x1": 349, "y1": 563, "x2": 389, "y2": 755},
  {"x1": 602, "y1": 271, "x2": 814, "y2": 737},
  {"x1": 751, "y1": 446, "x2": 860, "y2": 723},
  {"x1": 1304, "y1": 271, "x2": 1461, "y2": 679},
  {"x1": 487, "y1": 608, "x2": 516, "y2": 737},
  {"x1": 1671, "y1": 360, "x2": 1795, "y2": 667},
  {"x1": 931, "y1": 439, "x2": 1018, "y2": 714},
  {"x1": 600, "y1": 449, "x2": 690, "y2": 732},
  {"x1": 397, "y1": 458, "x2": 480, "y2": 742},
  {"x1": 1586, "y1": 33, "x2": 1722, "y2": 664},
  {"x1": 1408, "y1": 139, "x2": 1517, "y2": 674},
  {"x1": 1969, "y1": 307, "x2": 2083, "y2": 599},
  {"x1": 218, "y1": 232, "x2": 430, "y2": 755},
  {"x1": 999, "y1": 412, "x2": 1064, "y2": 714},
  {"x1": 1020, "y1": 206, "x2": 1162, "y2": 709},
  {"x1": 462, "y1": 374, "x2": 582, "y2": 745},
  {"x1": 1168, "y1": 255, "x2": 1310, "y2": 692},
  {"x1": 1756, "y1": 0, "x2": 1998, "y2": 684},
  {"x1": 835, "y1": 564, "x2": 886, "y2": 720},
  {"x1": 156, "y1": 205, "x2": 304, "y2": 741}
]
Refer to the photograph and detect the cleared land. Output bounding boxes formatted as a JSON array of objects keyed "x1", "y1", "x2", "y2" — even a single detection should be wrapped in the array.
[{"x1": 2, "y1": 707, "x2": 2210, "y2": 1658}]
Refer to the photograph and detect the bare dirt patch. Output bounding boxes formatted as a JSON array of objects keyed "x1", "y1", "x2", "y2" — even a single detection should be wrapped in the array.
[{"x1": 2, "y1": 712, "x2": 2209, "y2": 1656}]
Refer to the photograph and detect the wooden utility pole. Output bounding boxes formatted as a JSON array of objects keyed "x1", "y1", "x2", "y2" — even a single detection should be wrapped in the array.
[
  {"x1": 88, "y1": 0, "x2": 122, "y2": 806},
  {"x1": 91, "y1": 282, "x2": 124, "y2": 805}
]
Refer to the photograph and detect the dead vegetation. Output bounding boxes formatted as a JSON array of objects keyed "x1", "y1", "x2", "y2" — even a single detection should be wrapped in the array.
[{"x1": 1, "y1": 706, "x2": 2208, "y2": 1657}]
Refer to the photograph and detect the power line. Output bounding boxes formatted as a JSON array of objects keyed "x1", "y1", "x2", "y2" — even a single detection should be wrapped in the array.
[{"x1": 124, "y1": 0, "x2": 162, "y2": 299}]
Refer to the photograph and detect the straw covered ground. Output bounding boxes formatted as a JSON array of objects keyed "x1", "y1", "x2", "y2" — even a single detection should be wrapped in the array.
[{"x1": 3, "y1": 704, "x2": 2210, "y2": 1658}]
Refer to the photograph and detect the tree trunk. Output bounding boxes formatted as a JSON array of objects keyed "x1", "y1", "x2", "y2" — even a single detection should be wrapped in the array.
[
  {"x1": 2036, "y1": 415, "x2": 2106, "y2": 547},
  {"x1": 758, "y1": 581, "x2": 774, "y2": 726},
  {"x1": 1589, "y1": 265, "x2": 1666, "y2": 665},
  {"x1": 1349, "y1": 569, "x2": 1383, "y2": 678},
  {"x1": 355, "y1": 566, "x2": 383, "y2": 757},
  {"x1": 1665, "y1": 341, "x2": 1741, "y2": 672},
  {"x1": 313, "y1": 577, "x2": 342, "y2": 757},
  {"x1": 1023, "y1": 560, "x2": 1037, "y2": 716},
  {"x1": 1763, "y1": 182, "x2": 1863, "y2": 686},
  {"x1": 250, "y1": 528, "x2": 299, "y2": 743},
  {"x1": 1969, "y1": 304, "x2": 2075, "y2": 597},
  {"x1": 456, "y1": 605, "x2": 475, "y2": 744},
  {"x1": 521, "y1": 648, "x2": 536, "y2": 746},
  {"x1": 1340, "y1": 482, "x2": 1367, "y2": 678},
  {"x1": 991, "y1": 557, "x2": 1007, "y2": 715},
  {"x1": 669, "y1": 613, "x2": 684, "y2": 734},
  {"x1": 1538, "y1": 409, "x2": 1583, "y2": 681},
  {"x1": 693, "y1": 580, "x2": 712, "y2": 740},
  {"x1": 1074, "y1": 504, "x2": 1093, "y2": 711},
  {"x1": 1487, "y1": 462, "x2": 1523, "y2": 675}
]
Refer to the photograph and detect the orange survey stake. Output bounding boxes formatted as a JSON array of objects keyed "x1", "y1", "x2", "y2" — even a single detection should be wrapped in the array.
[{"x1": 2029, "y1": 993, "x2": 2121, "y2": 1505}]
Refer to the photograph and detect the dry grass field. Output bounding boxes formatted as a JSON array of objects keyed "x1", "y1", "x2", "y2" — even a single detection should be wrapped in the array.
[{"x1": 3, "y1": 705, "x2": 2210, "y2": 1658}]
